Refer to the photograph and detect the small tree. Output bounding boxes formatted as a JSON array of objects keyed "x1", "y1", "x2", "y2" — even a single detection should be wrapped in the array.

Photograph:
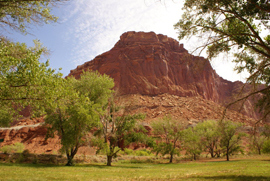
[
  {"x1": 249, "y1": 126, "x2": 268, "y2": 155},
  {"x1": 259, "y1": 124, "x2": 270, "y2": 154},
  {"x1": 195, "y1": 120, "x2": 221, "y2": 158},
  {"x1": 250, "y1": 134, "x2": 267, "y2": 155},
  {"x1": 92, "y1": 97, "x2": 148, "y2": 166},
  {"x1": 183, "y1": 127, "x2": 203, "y2": 160},
  {"x1": 151, "y1": 116, "x2": 183, "y2": 163},
  {"x1": 45, "y1": 71, "x2": 114, "y2": 166},
  {"x1": 219, "y1": 121, "x2": 245, "y2": 161}
]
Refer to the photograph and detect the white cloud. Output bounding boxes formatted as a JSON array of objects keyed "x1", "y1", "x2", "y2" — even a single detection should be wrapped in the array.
[{"x1": 62, "y1": 0, "x2": 183, "y2": 65}]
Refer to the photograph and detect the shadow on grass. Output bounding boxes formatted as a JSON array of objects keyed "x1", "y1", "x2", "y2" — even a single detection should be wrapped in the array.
[
  {"x1": 204, "y1": 160, "x2": 241, "y2": 163},
  {"x1": 191, "y1": 175, "x2": 270, "y2": 181},
  {"x1": 0, "y1": 162, "x2": 60, "y2": 168},
  {"x1": 0, "y1": 162, "x2": 143, "y2": 169},
  {"x1": 75, "y1": 163, "x2": 144, "y2": 169},
  {"x1": 261, "y1": 159, "x2": 270, "y2": 162}
]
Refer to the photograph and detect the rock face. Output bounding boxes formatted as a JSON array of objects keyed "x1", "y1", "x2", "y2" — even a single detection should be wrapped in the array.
[
  {"x1": 0, "y1": 118, "x2": 95, "y2": 155},
  {"x1": 69, "y1": 31, "x2": 260, "y2": 119},
  {"x1": 0, "y1": 118, "x2": 61, "y2": 154}
]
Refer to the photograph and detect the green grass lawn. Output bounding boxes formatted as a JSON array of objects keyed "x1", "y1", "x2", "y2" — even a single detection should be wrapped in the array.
[{"x1": 1, "y1": 157, "x2": 270, "y2": 181}]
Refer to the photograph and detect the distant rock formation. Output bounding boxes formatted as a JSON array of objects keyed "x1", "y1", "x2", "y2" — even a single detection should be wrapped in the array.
[{"x1": 69, "y1": 31, "x2": 260, "y2": 119}]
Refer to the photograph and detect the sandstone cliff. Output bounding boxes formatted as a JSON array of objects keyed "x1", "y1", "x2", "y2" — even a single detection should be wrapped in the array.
[{"x1": 68, "y1": 31, "x2": 259, "y2": 119}]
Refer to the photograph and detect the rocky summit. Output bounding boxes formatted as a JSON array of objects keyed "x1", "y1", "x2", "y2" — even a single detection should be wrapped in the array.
[{"x1": 69, "y1": 31, "x2": 260, "y2": 120}]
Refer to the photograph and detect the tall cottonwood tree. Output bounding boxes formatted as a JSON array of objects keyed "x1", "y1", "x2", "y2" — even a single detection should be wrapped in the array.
[
  {"x1": 174, "y1": 0, "x2": 270, "y2": 120},
  {"x1": 45, "y1": 71, "x2": 114, "y2": 166}
]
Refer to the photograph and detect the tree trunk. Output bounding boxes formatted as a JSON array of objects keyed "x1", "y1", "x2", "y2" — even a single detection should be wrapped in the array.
[
  {"x1": 226, "y1": 147, "x2": 229, "y2": 161},
  {"x1": 210, "y1": 151, "x2": 214, "y2": 158},
  {"x1": 193, "y1": 154, "x2": 196, "y2": 160},
  {"x1": 169, "y1": 153, "x2": 173, "y2": 163},
  {"x1": 65, "y1": 147, "x2": 78, "y2": 166},
  {"x1": 66, "y1": 155, "x2": 74, "y2": 166},
  {"x1": 107, "y1": 155, "x2": 113, "y2": 166},
  {"x1": 216, "y1": 150, "x2": 221, "y2": 157}
]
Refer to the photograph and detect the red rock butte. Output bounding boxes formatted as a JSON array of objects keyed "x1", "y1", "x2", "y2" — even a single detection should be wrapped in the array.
[{"x1": 68, "y1": 31, "x2": 260, "y2": 119}]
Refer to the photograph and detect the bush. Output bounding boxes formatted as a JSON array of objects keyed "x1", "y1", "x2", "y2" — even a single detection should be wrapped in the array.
[
  {"x1": 262, "y1": 140, "x2": 270, "y2": 154},
  {"x1": 120, "y1": 148, "x2": 153, "y2": 156},
  {"x1": 134, "y1": 149, "x2": 153, "y2": 156},
  {"x1": 0, "y1": 142, "x2": 24, "y2": 154},
  {"x1": 124, "y1": 148, "x2": 134, "y2": 155}
]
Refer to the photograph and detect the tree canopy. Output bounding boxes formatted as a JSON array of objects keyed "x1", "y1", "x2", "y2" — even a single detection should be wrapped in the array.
[
  {"x1": 92, "y1": 95, "x2": 148, "y2": 166},
  {"x1": 183, "y1": 126, "x2": 204, "y2": 160},
  {"x1": 195, "y1": 120, "x2": 221, "y2": 158},
  {"x1": 0, "y1": 0, "x2": 63, "y2": 34},
  {"x1": 45, "y1": 71, "x2": 114, "y2": 166},
  {"x1": 174, "y1": 0, "x2": 270, "y2": 120},
  {"x1": 151, "y1": 116, "x2": 183, "y2": 163},
  {"x1": 219, "y1": 120, "x2": 244, "y2": 161},
  {"x1": 0, "y1": 38, "x2": 63, "y2": 126},
  {"x1": 0, "y1": 0, "x2": 66, "y2": 126}
]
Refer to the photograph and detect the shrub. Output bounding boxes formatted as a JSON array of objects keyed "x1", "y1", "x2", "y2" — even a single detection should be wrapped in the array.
[
  {"x1": 0, "y1": 142, "x2": 24, "y2": 154},
  {"x1": 120, "y1": 148, "x2": 153, "y2": 156},
  {"x1": 262, "y1": 140, "x2": 270, "y2": 154},
  {"x1": 124, "y1": 148, "x2": 134, "y2": 155},
  {"x1": 134, "y1": 149, "x2": 153, "y2": 156}
]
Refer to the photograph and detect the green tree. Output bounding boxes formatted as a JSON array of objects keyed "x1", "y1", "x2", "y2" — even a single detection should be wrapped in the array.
[
  {"x1": 195, "y1": 120, "x2": 221, "y2": 158},
  {"x1": 250, "y1": 134, "x2": 267, "y2": 155},
  {"x1": 183, "y1": 126, "x2": 203, "y2": 160},
  {"x1": 92, "y1": 97, "x2": 147, "y2": 166},
  {"x1": 258, "y1": 124, "x2": 270, "y2": 154},
  {"x1": 0, "y1": 38, "x2": 62, "y2": 126},
  {"x1": 249, "y1": 126, "x2": 268, "y2": 155},
  {"x1": 0, "y1": 0, "x2": 67, "y2": 126},
  {"x1": 45, "y1": 71, "x2": 114, "y2": 166},
  {"x1": 262, "y1": 123, "x2": 270, "y2": 138},
  {"x1": 151, "y1": 116, "x2": 183, "y2": 163},
  {"x1": 174, "y1": 0, "x2": 270, "y2": 119},
  {"x1": 219, "y1": 121, "x2": 245, "y2": 161},
  {"x1": 0, "y1": 0, "x2": 63, "y2": 34}
]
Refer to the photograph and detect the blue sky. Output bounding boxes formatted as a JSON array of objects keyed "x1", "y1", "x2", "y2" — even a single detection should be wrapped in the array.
[{"x1": 5, "y1": 0, "x2": 247, "y2": 82}]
